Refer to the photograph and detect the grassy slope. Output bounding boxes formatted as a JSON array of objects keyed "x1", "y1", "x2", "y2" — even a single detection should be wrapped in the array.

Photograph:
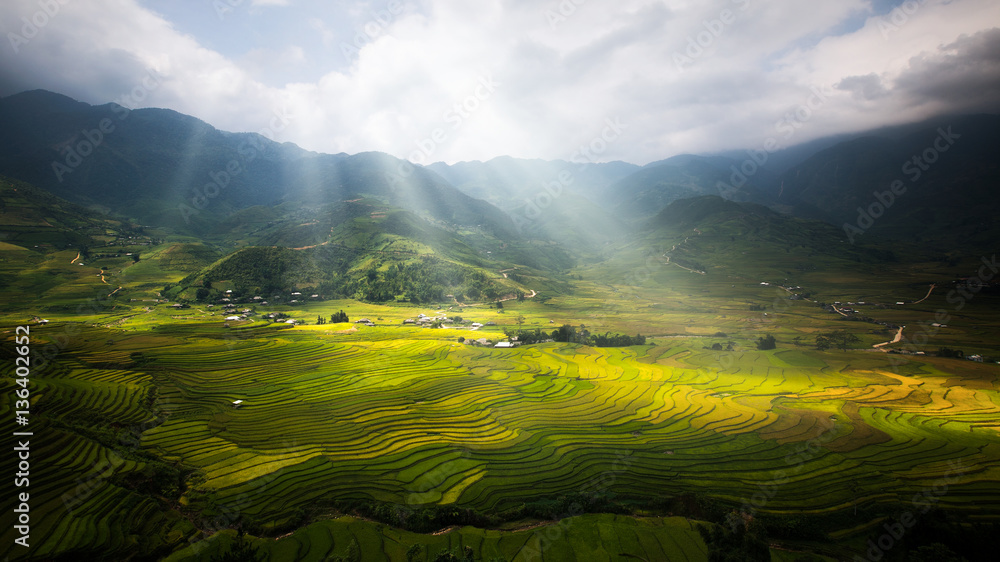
[{"x1": 2, "y1": 192, "x2": 999, "y2": 561}]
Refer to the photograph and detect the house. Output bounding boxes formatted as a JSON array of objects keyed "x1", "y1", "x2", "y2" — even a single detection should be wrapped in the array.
[
  {"x1": 291, "y1": 292, "x2": 302, "y2": 296},
  {"x1": 495, "y1": 342, "x2": 512, "y2": 348},
  {"x1": 232, "y1": 400, "x2": 243, "y2": 408},
  {"x1": 355, "y1": 318, "x2": 372, "y2": 324},
  {"x1": 896, "y1": 302, "x2": 906, "y2": 305},
  {"x1": 969, "y1": 355, "x2": 984, "y2": 363},
  {"x1": 403, "y1": 319, "x2": 416, "y2": 325},
  {"x1": 285, "y1": 319, "x2": 297, "y2": 325},
  {"x1": 471, "y1": 322, "x2": 483, "y2": 328},
  {"x1": 226, "y1": 316, "x2": 241, "y2": 321}
]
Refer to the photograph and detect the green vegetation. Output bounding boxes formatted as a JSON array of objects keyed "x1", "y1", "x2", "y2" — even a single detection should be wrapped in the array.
[{"x1": 1, "y1": 109, "x2": 999, "y2": 561}]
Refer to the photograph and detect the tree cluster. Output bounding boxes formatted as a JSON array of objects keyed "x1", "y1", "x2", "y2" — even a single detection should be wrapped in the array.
[
  {"x1": 505, "y1": 325, "x2": 646, "y2": 347},
  {"x1": 755, "y1": 334, "x2": 776, "y2": 351},
  {"x1": 815, "y1": 330, "x2": 860, "y2": 351}
]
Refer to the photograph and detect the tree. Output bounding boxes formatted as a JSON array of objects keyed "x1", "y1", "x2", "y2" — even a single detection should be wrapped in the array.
[
  {"x1": 345, "y1": 539, "x2": 361, "y2": 562},
  {"x1": 406, "y1": 544, "x2": 424, "y2": 562},
  {"x1": 209, "y1": 528, "x2": 263, "y2": 562},
  {"x1": 815, "y1": 335, "x2": 831, "y2": 351},
  {"x1": 132, "y1": 253, "x2": 141, "y2": 263},
  {"x1": 433, "y1": 549, "x2": 460, "y2": 562},
  {"x1": 756, "y1": 334, "x2": 776, "y2": 351},
  {"x1": 816, "y1": 330, "x2": 860, "y2": 352}
]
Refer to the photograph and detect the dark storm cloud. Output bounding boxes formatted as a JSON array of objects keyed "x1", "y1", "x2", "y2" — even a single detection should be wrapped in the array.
[{"x1": 894, "y1": 28, "x2": 1000, "y2": 112}]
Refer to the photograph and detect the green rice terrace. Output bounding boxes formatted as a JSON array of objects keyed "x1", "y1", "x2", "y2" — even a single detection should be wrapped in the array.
[{"x1": 2, "y1": 239, "x2": 999, "y2": 561}]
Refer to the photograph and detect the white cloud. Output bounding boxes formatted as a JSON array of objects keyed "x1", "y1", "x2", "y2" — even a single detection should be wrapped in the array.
[{"x1": 1, "y1": 0, "x2": 998, "y2": 165}]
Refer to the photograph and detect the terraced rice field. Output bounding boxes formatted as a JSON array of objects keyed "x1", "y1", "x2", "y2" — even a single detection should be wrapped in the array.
[
  {"x1": 165, "y1": 514, "x2": 709, "y2": 561},
  {"x1": 4, "y1": 319, "x2": 998, "y2": 559}
]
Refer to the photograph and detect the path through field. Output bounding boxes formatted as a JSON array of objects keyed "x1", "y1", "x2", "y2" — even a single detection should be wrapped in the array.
[
  {"x1": 873, "y1": 326, "x2": 905, "y2": 351},
  {"x1": 70, "y1": 251, "x2": 80, "y2": 264},
  {"x1": 662, "y1": 229, "x2": 706, "y2": 275},
  {"x1": 912, "y1": 284, "x2": 937, "y2": 304}
]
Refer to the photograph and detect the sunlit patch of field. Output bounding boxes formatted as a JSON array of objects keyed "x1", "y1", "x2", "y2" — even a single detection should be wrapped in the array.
[
  {"x1": 2, "y1": 231, "x2": 999, "y2": 559},
  {"x1": 6, "y1": 316, "x2": 998, "y2": 561}
]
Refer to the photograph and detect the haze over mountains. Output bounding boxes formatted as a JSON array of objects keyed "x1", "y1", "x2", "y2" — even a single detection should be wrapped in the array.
[{"x1": 2, "y1": 89, "x2": 998, "y2": 259}]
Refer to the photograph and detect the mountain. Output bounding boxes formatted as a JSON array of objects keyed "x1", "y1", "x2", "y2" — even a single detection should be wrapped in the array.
[
  {"x1": 427, "y1": 156, "x2": 639, "y2": 253},
  {"x1": 0, "y1": 90, "x2": 517, "y2": 239},
  {"x1": 604, "y1": 154, "x2": 778, "y2": 219},
  {"x1": 773, "y1": 114, "x2": 1000, "y2": 249},
  {"x1": 0, "y1": 174, "x2": 131, "y2": 251},
  {"x1": 427, "y1": 156, "x2": 639, "y2": 205},
  {"x1": 636, "y1": 195, "x2": 902, "y2": 280}
]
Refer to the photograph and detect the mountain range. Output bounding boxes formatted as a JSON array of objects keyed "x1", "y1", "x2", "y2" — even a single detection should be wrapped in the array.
[{"x1": 1, "y1": 89, "x2": 998, "y2": 306}]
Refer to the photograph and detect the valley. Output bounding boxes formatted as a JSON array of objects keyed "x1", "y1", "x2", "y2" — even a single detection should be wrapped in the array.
[{"x1": 1, "y1": 91, "x2": 999, "y2": 562}]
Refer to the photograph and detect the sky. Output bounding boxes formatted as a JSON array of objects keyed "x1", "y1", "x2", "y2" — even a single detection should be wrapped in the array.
[{"x1": 1, "y1": 0, "x2": 999, "y2": 165}]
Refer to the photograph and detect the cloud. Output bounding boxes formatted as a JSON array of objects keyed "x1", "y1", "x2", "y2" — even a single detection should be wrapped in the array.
[
  {"x1": 893, "y1": 28, "x2": 1000, "y2": 113},
  {"x1": 1, "y1": 0, "x2": 998, "y2": 165},
  {"x1": 837, "y1": 73, "x2": 889, "y2": 101}
]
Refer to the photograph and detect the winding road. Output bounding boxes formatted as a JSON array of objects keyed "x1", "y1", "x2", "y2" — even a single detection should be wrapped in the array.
[{"x1": 873, "y1": 326, "x2": 905, "y2": 351}]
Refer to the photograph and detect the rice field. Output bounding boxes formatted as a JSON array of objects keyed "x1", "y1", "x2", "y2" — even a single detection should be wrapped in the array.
[{"x1": 3, "y1": 315, "x2": 999, "y2": 560}]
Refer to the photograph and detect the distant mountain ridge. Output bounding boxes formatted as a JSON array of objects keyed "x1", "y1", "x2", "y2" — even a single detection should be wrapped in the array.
[
  {"x1": 2, "y1": 90, "x2": 997, "y2": 254},
  {"x1": 0, "y1": 90, "x2": 517, "y2": 239}
]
